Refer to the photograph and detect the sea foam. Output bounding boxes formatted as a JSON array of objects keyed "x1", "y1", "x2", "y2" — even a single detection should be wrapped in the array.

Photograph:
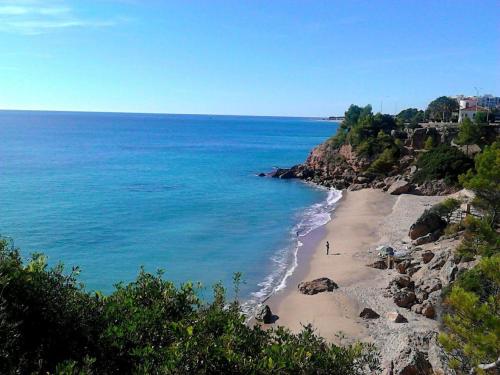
[{"x1": 243, "y1": 187, "x2": 342, "y2": 314}]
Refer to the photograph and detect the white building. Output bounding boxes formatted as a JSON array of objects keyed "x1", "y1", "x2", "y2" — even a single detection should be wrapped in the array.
[
  {"x1": 459, "y1": 97, "x2": 477, "y2": 109},
  {"x1": 458, "y1": 106, "x2": 487, "y2": 122}
]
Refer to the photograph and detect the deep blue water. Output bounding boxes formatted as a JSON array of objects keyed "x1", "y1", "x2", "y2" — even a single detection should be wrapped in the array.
[{"x1": 0, "y1": 111, "x2": 338, "y2": 304}]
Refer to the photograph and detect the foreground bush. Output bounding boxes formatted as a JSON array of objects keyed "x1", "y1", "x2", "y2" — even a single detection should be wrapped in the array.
[{"x1": 0, "y1": 238, "x2": 379, "y2": 374}]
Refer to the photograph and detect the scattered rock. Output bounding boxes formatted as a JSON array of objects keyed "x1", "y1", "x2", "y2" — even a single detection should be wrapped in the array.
[
  {"x1": 392, "y1": 275, "x2": 413, "y2": 289},
  {"x1": 421, "y1": 250, "x2": 435, "y2": 264},
  {"x1": 386, "y1": 312, "x2": 408, "y2": 323},
  {"x1": 393, "y1": 289, "x2": 416, "y2": 308},
  {"x1": 412, "y1": 230, "x2": 441, "y2": 245},
  {"x1": 416, "y1": 291, "x2": 429, "y2": 304},
  {"x1": 298, "y1": 277, "x2": 338, "y2": 295},
  {"x1": 421, "y1": 303, "x2": 435, "y2": 319},
  {"x1": 417, "y1": 278, "x2": 442, "y2": 294},
  {"x1": 367, "y1": 260, "x2": 388, "y2": 269},
  {"x1": 396, "y1": 260, "x2": 412, "y2": 274},
  {"x1": 428, "y1": 252, "x2": 448, "y2": 270},
  {"x1": 255, "y1": 304, "x2": 273, "y2": 324},
  {"x1": 359, "y1": 307, "x2": 380, "y2": 319},
  {"x1": 388, "y1": 180, "x2": 412, "y2": 195}
]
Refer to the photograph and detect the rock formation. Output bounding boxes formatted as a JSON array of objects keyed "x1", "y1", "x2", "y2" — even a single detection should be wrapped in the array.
[{"x1": 297, "y1": 277, "x2": 338, "y2": 295}]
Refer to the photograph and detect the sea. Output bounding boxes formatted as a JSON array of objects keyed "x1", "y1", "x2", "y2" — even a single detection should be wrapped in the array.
[{"x1": 0, "y1": 111, "x2": 340, "y2": 308}]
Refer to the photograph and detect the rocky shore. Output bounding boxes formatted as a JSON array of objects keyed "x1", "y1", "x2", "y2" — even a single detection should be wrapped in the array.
[
  {"x1": 258, "y1": 189, "x2": 475, "y2": 374},
  {"x1": 266, "y1": 125, "x2": 496, "y2": 196}
]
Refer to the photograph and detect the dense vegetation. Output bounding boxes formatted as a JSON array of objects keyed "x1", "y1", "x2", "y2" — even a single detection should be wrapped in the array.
[
  {"x1": 426, "y1": 96, "x2": 459, "y2": 122},
  {"x1": 439, "y1": 143, "x2": 500, "y2": 374},
  {"x1": 412, "y1": 144, "x2": 473, "y2": 185},
  {"x1": 0, "y1": 239, "x2": 379, "y2": 374},
  {"x1": 395, "y1": 107, "x2": 424, "y2": 128}
]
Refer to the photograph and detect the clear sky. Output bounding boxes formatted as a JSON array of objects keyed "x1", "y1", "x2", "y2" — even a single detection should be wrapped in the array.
[{"x1": 0, "y1": 0, "x2": 499, "y2": 117}]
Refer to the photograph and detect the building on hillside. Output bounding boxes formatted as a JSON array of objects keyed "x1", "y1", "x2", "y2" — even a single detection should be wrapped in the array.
[
  {"x1": 458, "y1": 97, "x2": 478, "y2": 109},
  {"x1": 458, "y1": 106, "x2": 488, "y2": 122},
  {"x1": 477, "y1": 94, "x2": 500, "y2": 109}
]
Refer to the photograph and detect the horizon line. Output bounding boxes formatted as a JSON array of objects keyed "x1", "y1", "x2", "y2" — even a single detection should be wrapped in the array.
[{"x1": 0, "y1": 108, "x2": 333, "y2": 119}]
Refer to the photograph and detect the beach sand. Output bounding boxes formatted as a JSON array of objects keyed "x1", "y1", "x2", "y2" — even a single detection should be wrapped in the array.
[{"x1": 264, "y1": 188, "x2": 445, "y2": 345}]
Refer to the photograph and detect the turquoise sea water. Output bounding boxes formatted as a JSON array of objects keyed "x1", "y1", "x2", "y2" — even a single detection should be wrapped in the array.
[{"x1": 0, "y1": 111, "x2": 338, "y2": 305}]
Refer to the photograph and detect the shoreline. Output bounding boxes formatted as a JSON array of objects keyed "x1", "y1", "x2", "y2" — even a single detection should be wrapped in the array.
[
  {"x1": 263, "y1": 189, "x2": 396, "y2": 342},
  {"x1": 260, "y1": 188, "x2": 447, "y2": 347}
]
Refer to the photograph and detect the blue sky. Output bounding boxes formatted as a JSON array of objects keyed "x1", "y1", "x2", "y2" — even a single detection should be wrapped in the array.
[{"x1": 0, "y1": 0, "x2": 498, "y2": 116}]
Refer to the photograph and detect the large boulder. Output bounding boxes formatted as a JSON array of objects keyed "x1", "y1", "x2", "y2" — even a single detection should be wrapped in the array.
[
  {"x1": 391, "y1": 275, "x2": 413, "y2": 289},
  {"x1": 409, "y1": 211, "x2": 447, "y2": 240},
  {"x1": 388, "y1": 180, "x2": 412, "y2": 195},
  {"x1": 298, "y1": 277, "x2": 338, "y2": 295},
  {"x1": 393, "y1": 289, "x2": 417, "y2": 308},
  {"x1": 359, "y1": 307, "x2": 380, "y2": 319},
  {"x1": 255, "y1": 304, "x2": 273, "y2": 324}
]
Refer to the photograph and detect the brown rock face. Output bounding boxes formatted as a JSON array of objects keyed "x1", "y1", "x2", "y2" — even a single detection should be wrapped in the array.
[{"x1": 298, "y1": 277, "x2": 338, "y2": 295}]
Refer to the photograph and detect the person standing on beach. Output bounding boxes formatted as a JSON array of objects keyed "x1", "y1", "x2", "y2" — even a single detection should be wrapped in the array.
[{"x1": 326, "y1": 241, "x2": 330, "y2": 255}]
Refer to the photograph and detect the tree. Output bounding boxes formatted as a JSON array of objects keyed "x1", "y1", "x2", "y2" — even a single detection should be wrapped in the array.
[
  {"x1": 412, "y1": 144, "x2": 473, "y2": 185},
  {"x1": 427, "y1": 96, "x2": 459, "y2": 122},
  {"x1": 460, "y1": 142, "x2": 500, "y2": 224},
  {"x1": 439, "y1": 254, "x2": 500, "y2": 373},
  {"x1": 396, "y1": 108, "x2": 424, "y2": 128},
  {"x1": 455, "y1": 117, "x2": 480, "y2": 155}
]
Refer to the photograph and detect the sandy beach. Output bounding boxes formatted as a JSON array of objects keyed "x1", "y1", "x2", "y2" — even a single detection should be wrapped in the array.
[{"x1": 265, "y1": 188, "x2": 445, "y2": 345}]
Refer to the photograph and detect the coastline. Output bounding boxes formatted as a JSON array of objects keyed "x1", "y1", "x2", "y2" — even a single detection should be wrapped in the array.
[
  {"x1": 261, "y1": 188, "x2": 446, "y2": 346},
  {"x1": 263, "y1": 189, "x2": 396, "y2": 342}
]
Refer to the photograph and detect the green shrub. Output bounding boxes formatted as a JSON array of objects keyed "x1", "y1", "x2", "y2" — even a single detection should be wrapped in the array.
[
  {"x1": 444, "y1": 222, "x2": 463, "y2": 236},
  {"x1": 367, "y1": 147, "x2": 397, "y2": 174},
  {"x1": 0, "y1": 238, "x2": 380, "y2": 374},
  {"x1": 413, "y1": 145, "x2": 473, "y2": 185},
  {"x1": 424, "y1": 136, "x2": 435, "y2": 150}
]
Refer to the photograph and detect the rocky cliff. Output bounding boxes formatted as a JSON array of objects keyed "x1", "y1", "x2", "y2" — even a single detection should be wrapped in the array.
[{"x1": 271, "y1": 126, "x2": 464, "y2": 196}]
